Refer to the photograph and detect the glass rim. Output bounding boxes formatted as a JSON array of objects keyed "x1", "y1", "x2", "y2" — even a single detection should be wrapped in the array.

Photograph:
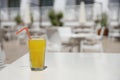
[{"x1": 30, "y1": 36, "x2": 46, "y2": 40}]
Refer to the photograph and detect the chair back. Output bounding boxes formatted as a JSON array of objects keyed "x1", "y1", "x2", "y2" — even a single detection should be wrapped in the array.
[
  {"x1": 46, "y1": 28, "x2": 61, "y2": 44},
  {"x1": 58, "y1": 27, "x2": 72, "y2": 42},
  {"x1": 58, "y1": 27, "x2": 72, "y2": 37},
  {"x1": 46, "y1": 28, "x2": 62, "y2": 51}
]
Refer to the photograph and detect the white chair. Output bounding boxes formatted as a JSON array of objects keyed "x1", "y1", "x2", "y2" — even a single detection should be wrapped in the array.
[
  {"x1": 46, "y1": 28, "x2": 62, "y2": 52},
  {"x1": 58, "y1": 27, "x2": 72, "y2": 44},
  {"x1": 108, "y1": 23, "x2": 120, "y2": 40},
  {"x1": 58, "y1": 27, "x2": 74, "y2": 52},
  {"x1": 0, "y1": 43, "x2": 6, "y2": 70},
  {"x1": 0, "y1": 29, "x2": 6, "y2": 70},
  {"x1": 86, "y1": 26, "x2": 104, "y2": 41},
  {"x1": 73, "y1": 25, "x2": 94, "y2": 34},
  {"x1": 95, "y1": 27, "x2": 105, "y2": 41},
  {"x1": 17, "y1": 32, "x2": 27, "y2": 44},
  {"x1": 80, "y1": 27, "x2": 105, "y2": 52}
]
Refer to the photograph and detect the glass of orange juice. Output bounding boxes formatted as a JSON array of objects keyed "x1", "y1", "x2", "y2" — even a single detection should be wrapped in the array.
[{"x1": 28, "y1": 37, "x2": 47, "y2": 71}]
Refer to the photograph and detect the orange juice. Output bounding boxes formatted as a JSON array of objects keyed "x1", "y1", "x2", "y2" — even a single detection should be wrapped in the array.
[{"x1": 28, "y1": 39, "x2": 46, "y2": 70}]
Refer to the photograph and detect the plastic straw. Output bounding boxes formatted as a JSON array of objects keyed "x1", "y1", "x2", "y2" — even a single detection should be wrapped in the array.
[{"x1": 16, "y1": 27, "x2": 31, "y2": 39}]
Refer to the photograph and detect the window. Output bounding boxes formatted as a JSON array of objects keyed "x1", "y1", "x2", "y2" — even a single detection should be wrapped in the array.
[
  {"x1": 66, "y1": 0, "x2": 76, "y2": 5},
  {"x1": 109, "y1": 0, "x2": 119, "y2": 3},
  {"x1": 39, "y1": 0, "x2": 54, "y2": 6},
  {"x1": 8, "y1": 0, "x2": 20, "y2": 7},
  {"x1": 76, "y1": 0, "x2": 94, "y2": 5},
  {"x1": 76, "y1": 0, "x2": 80, "y2": 5},
  {"x1": 0, "y1": 0, "x2": 2, "y2": 7}
]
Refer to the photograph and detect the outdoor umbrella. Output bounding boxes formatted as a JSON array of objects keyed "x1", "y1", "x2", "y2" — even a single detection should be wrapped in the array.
[
  {"x1": 20, "y1": 0, "x2": 31, "y2": 26},
  {"x1": 79, "y1": 1, "x2": 86, "y2": 25}
]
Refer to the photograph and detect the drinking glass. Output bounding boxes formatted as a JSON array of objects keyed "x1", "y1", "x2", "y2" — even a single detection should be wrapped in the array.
[{"x1": 28, "y1": 37, "x2": 47, "y2": 71}]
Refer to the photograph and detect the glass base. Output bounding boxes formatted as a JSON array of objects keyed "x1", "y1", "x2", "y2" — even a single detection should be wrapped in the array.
[{"x1": 31, "y1": 66, "x2": 47, "y2": 71}]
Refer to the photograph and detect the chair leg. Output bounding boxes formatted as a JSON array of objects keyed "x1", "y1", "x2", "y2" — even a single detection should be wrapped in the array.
[
  {"x1": 0, "y1": 49, "x2": 6, "y2": 70},
  {"x1": 100, "y1": 47, "x2": 103, "y2": 53},
  {"x1": 80, "y1": 41, "x2": 84, "y2": 53},
  {"x1": 81, "y1": 46, "x2": 84, "y2": 52}
]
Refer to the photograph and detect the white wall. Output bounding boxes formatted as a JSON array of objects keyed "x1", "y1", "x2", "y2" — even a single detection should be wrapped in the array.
[
  {"x1": 54, "y1": 0, "x2": 67, "y2": 12},
  {"x1": 0, "y1": 0, "x2": 9, "y2": 20},
  {"x1": 0, "y1": 0, "x2": 8, "y2": 8},
  {"x1": 95, "y1": 0, "x2": 109, "y2": 12},
  {"x1": 2, "y1": 0, "x2": 117, "y2": 27},
  {"x1": 93, "y1": 3, "x2": 102, "y2": 20}
]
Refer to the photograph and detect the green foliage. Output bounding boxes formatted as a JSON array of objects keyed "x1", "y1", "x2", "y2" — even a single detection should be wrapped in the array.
[
  {"x1": 14, "y1": 14, "x2": 23, "y2": 25},
  {"x1": 95, "y1": 19, "x2": 100, "y2": 24},
  {"x1": 52, "y1": 19, "x2": 59, "y2": 26},
  {"x1": 100, "y1": 13, "x2": 108, "y2": 27},
  {"x1": 48, "y1": 10, "x2": 63, "y2": 26},
  {"x1": 48, "y1": 10, "x2": 56, "y2": 20},
  {"x1": 14, "y1": 14, "x2": 34, "y2": 25},
  {"x1": 57, "y1": 12, "x2": 63, "y2": 20}
]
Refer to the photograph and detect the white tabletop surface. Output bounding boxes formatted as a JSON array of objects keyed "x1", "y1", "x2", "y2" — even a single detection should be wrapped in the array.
[
  {"x1": 70, "y1": 33, "x2": 95, "y2": 38},
  {"x1": 0, "y1": 53, "x2": 120, "y2": 80}
]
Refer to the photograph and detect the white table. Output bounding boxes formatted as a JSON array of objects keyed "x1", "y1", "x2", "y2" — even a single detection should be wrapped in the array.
[
  {"x1": 73, "y1": 28, "x2": 93, "y2": 33},
  {"x1": 69, "y1": 33, "x2": 96, "y2": 52},
  {"x1": 0, "y1": 53, "x2": 120, "y2": 80},
  {"x1": 70, "y1": 33, "x2": 95, "y2": 38}
]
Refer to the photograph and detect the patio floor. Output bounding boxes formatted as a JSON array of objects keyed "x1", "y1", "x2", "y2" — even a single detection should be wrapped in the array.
[
  {"x1": 3, "y1": 37, "x2": 120, "y2": 64},
  {"x1": 3, "y1": 40, "x2": 28, "y2": 64}
]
